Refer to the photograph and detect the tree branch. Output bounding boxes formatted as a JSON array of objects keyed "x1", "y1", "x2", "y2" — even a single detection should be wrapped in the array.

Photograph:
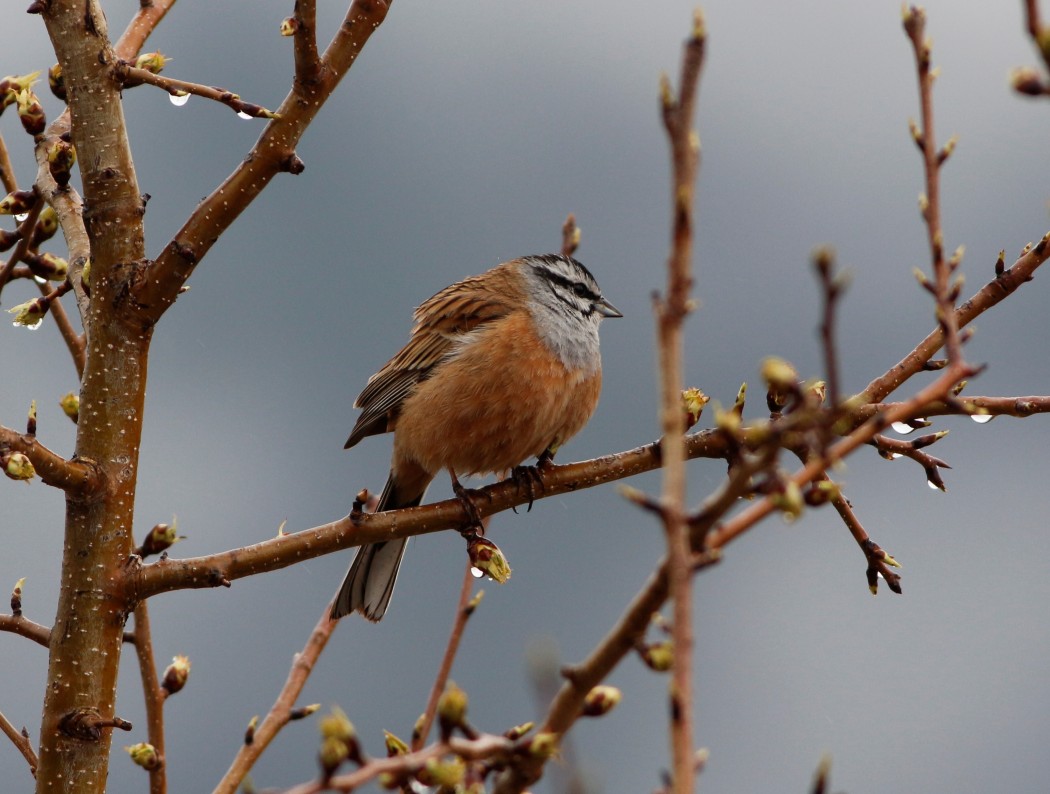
[
  {"x1": 861, "y1": 232, "x2": 1050, "y2": 401},
  {"x1": 0, "y1": 425, "x2": 101, "y2": 493},
  {"x1": 131, "y1": 0, "x2": 393, "y2": 323},
  {"x1": 654, "y1": 12, "x2": 705, "y2": 794},
  {"x1": 412, "y1": 561, "x2": 480, "y2": 752},
  {"x1": 212, "y1": 600, "x2": 335, "y2": 794},
  {"x1": 131, "y1": 603, "x2": 167, "y2": 794},
  {"x1": 0, "y1": 708, "x2": 37, "y2": 778}
]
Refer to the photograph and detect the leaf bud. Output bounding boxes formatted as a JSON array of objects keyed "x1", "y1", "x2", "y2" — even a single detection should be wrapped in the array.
[
  {"x1": 383, "y1": 730, "x2": 409, "y2": 757},
  {"x1": 0, "y1": 189, "x2": 36, "y2": 215},
  {"x1": 639, "y1": 640, "x2": 674, "y2": 672},
  {"x1": 59, "y1": 392, "x2": 80, "y2": 423},
  {"x1": 581, "y1": 685, "x2": 622, "y2": 717},
  {"x1": 135, "y1": 51, "x2": 169, "y2": 75},
  {"x1": 466, "y1": 535, "x2": 512, "y2": 583},
  {"x1": 47, "y1": 138, "x2": 76, "y2": 187},
  {"x1": 48, "y1": 63, "x2": 65, "y2": 101},
  {"x1": 681, "y1": 387, "x2": 709, "y2": 430},
  {"x1": 16, "y1": 88, "x2": 46, "y2": 135},
  {"x1": 437, "y1": 681, "x2": 469, "y2": 737},
  {"x1": 125, "y1": 742, "x2": 162, "y2": 771},
  {"x1": 161, "y1": 655, "x2": 191, "y2": 695},
  {"x1": 8, "y1": 298, "x2": 48, "y2": 329}
]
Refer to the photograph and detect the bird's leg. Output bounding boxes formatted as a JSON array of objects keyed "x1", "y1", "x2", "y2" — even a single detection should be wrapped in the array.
[
  {"x1": 510, "y1": 447, "x2": 555, "y2": 513},
  {"x1": 448, "y1": 467, "x2": 486, "y2": 535}
]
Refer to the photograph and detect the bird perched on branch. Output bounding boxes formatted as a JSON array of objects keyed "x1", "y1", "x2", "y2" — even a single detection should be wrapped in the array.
[{"x1": 332, "y1": 254, "x2": 621, "y2": 621}]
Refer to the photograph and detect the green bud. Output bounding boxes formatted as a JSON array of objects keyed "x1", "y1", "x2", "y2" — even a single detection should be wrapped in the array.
[
  {"x1": 60, "y1": 392, "x2": 80, "y2": 423},
  {"x1": 125, "y1": 742, "x2": 162, "y2": 771},
  {"x1": 582, "y1": 685, "x2": 622, "y2": 717}
]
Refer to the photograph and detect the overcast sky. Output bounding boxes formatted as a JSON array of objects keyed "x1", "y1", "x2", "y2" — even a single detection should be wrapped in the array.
[{"x1": 3, "y1": 1, "x2": 1050, "y2": 792}]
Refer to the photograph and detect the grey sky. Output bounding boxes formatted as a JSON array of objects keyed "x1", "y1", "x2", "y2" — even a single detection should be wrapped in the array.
[{"x1": 3, "y1": 1, "x2": 1049, "y2": 792}]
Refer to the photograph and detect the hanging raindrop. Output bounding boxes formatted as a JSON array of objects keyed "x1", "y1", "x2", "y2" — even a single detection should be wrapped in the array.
[
  {"x1": 970, "y1": 413, "x2": 993, "y2": 424},
  {"x1": 236, "y1": 110, "x2": 252, "y2": 120},
  {"x1": 169, "y1": 92, "x2": 190, "y2": 107}
]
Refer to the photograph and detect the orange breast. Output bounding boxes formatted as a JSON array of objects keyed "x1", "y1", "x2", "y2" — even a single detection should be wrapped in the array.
[{"x1": 392, "y1": 310, "x2": 602, "y2": 476}]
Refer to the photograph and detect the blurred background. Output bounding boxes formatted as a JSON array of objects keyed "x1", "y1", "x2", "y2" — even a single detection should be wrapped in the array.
[{"x1": 3, "y1": 1, "x2": 1050, "y2": 791}]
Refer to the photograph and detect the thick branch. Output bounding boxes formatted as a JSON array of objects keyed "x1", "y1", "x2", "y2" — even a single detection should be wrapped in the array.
[{"x1": 132, "y1": 0, "x2": 392, "y2": 323}]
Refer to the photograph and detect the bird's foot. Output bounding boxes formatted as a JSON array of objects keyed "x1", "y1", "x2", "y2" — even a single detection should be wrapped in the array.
[
  {"x1": 450, "y1": 475, "x2": 487, "y2": 535},
  {"x1": 510, "y1": 463, "x2": 548, "y2": 513}
]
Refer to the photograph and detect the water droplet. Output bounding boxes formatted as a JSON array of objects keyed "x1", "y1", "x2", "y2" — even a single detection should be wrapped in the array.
[
  {"x1": 926, "y1": 480, "x2": 940, "y2": 490},
  {"x1": 890, "y1": 452, "x2": 903, "y2": 459},
  {"x1": 169, "y1": 92, "x2": 190, "y2": 107},
  {"x1": 14, "y1": 212, "x2": 28, "y2": 222},
  {"x1": 891, "y1": 421, "x2": 915, "y2": 434},
  {"x1": 33, "y1": 275, "x2": 46, "y2": 285},
  {"x1": 470, "y1": 567, "x2": 484, "y2": 579},
  {"x1": 970, "y1": 413, "x2": 993, "y2": 424},
  {"x1": 237, "y1": 110, "x2": 252, "y2": 120}
]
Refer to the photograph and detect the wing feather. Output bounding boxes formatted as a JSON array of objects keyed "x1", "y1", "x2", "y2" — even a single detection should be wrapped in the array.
[{"x1": 345, "y1": 272, "x2": 519, "y2": 449}]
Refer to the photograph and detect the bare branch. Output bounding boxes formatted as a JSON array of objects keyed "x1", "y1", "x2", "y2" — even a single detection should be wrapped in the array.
[
  {"x1": 114, "y1": 63, "x2": 280, "y2": 119},
  {"x1": 212, "y1": 600, "x2": 336, "y2": 794},
  {"x1": 413, "y1": 561, "x2": 481, "y2": 751},
  {"x1": 0, "y1": 425, "x2": 101, "y2": 493},
  {"x1": 133, "y1": 0, "x2": 393, "y2": 323},
  {"x1": 0, "y1": 708, "x2": 37, "y2": 778},
  {"x1": 861, "y1": 232, "x2": 1050, "y2": 402},
  {"x1": 292, "y1": 0, "x2": 321, "y2": 85},
  {"x1": 113, "y1": 0, "x2": 178, "y2": 61},
  {"x1": 653, "y1": 11, "x2": 706, "y2": 794},
  {"x1": 0, "y1": 134, "x2": 17, "y2": 194},
  {"x1": 131, "y1": 604, "x2": 168, "y2": 794},
  {"x1": 902, "y1": 6, "x2": 963, "y2": 363},
  {"x1": 0, "y1": 613, "x2": 51, "y2": 648}
]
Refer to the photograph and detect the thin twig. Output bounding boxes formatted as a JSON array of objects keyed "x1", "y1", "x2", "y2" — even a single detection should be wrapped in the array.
[
  {"x1": 212, "y1": 599, "x2": 337, "y2": 794},
  {"x1": 114, "y1": 0, "x2": 178, "y2": 61},
  {"x1": 0, "y1": 708, "x2": 37, "y2": 777},
  {"x1": 654, "y1": 12, "x2": 705, "y2": 794},
  {"x1": 0, "y1": 196, "x2": 43, "y2": 298},
  {"x1": 903, "y1": 7, "x2": 963, "y2": 364},
  {"x1": 35, "y1": 277, "x2": 85, "y2": 379},
  {"x1": 413, "y1": 559, "x2": 479, "y2": 751},
  {"x1": 115, "y1": 64, "x2": 280, "y2": 119},
  {"x1": 861, "y1": 231, "x2": 1050, "y2": 401},
  {"x1": 560, "y1": 213, "x2": 579, "y2": 257},
  {"x1": 131, "y1": 603, "x2": 167, "y2": 794},
  {"x1": 0, "y1": 133, "x2": 17, "y2": 194},
  {"x1": 283, "y1": 733, "x2": 514, "y2": 794}
]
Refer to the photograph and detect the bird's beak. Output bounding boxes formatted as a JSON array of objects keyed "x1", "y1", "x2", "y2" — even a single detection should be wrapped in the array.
[{"x1": 596, "y1": 297, "x2": 623, "y2": 318}]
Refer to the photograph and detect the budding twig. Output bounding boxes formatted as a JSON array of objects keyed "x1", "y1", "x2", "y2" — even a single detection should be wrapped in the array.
[
  {"x1": 414, "y1": 559, "x2": 482, "y2": 751},
  {"x1": 212, "y1": 595, "x2": 339, "y2": 794}
]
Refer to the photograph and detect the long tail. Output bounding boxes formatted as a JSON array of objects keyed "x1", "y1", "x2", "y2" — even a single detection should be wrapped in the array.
[{"x1": 330, "y1": 472, "x2": 427, "y2": 621}]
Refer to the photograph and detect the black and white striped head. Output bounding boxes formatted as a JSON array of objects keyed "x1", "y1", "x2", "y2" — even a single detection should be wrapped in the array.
[
  {"x1": 519, "y1": 254, "x2": 620, "y2": 372},
  {"x1": 521, "y1": 254, "x2": 621, "y2": 321}
]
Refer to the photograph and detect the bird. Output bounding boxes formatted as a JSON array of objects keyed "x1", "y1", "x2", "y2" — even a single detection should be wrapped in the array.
[{"x1": 331, "y1": 253, "x2": 621, "y2": 621}]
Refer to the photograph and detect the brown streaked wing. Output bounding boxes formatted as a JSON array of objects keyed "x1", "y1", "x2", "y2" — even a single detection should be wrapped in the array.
[{"x1": 344, "y1": 281, "x2": 515, "y2": 449}]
